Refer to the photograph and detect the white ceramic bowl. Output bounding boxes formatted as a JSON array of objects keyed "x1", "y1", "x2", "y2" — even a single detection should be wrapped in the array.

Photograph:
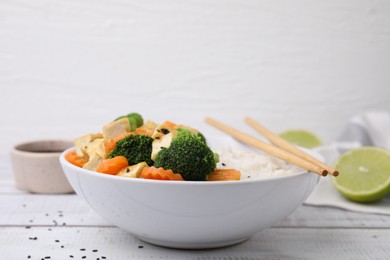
[{"x1": 60, "y1": 147, "x2": 319, "y2": 249}]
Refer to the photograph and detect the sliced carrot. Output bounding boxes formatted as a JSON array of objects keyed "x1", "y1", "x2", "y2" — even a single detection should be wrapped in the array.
[
  {"x1": 65, "y1": 151, "x2": 87, "y2": 167},
  {"x1": 207, "y1": 169, "x2": 241, "y2": 181},
  {"x1": 141, "y1": 166, "x2": 184, "y2": 181},
  {"x1": 105, "y1": 132, "x2": 131, "y2": 154},
  {"x1": 163, "y1": 121, "x2": 177, "y2": 129},
  {"x1": 96, "y1": 156, "x2": 129, "y2": 175},
  {"x1": 134, "y1": 126, "x2": 153, "y2": 137}
]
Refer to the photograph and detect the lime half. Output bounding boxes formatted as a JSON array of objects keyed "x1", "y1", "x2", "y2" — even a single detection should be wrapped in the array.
[
  {"x1": 279, "y1": 130, "x2": 322, "y2": 148},
  {"x1": 333, "y1": 147, "x2": 390, "y2": 203}
]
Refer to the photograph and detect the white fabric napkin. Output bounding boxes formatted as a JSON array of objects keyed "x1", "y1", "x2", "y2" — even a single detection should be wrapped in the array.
[{"x1": 304, "y1": 111, "x2": 390, "y2": 215}]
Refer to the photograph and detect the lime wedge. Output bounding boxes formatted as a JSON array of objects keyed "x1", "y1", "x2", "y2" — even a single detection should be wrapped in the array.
[
  {"x1": 332, "y1": 147, "x2": 390, "y2": 203},
  {"x1": 278, "y1": 130, "x2": 322, "y2": 148}
]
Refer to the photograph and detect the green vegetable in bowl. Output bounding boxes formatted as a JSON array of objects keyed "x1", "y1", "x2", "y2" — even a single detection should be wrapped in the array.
[
  {"x1": 116, "y1": 113, "x2": 144, "y2": 131},
  {"x1": 177, "y1": 127, "x2": 207, "y2": 144},
  {"x1": 108, "y1": 134, "x2": 153, "y2": 166},
  {"x1": 154, "y1": 130, "x2": 217, "y2": 181}
]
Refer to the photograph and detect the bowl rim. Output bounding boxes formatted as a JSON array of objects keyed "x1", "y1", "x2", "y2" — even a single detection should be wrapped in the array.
[
  {"x1": 60, "y1": 147, "x2": 312, "y2": 186},
  {"x1": 11, "y1": 139, "x2": 74, "y2": 156}
]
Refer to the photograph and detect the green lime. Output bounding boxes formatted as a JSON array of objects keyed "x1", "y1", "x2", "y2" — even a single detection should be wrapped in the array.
[
  {"x1": 332, "y1": 147, "x2": 390, "y2": 203},
  {"x1": 278, "y1": 130, "x2": 322, "y2": 148}
]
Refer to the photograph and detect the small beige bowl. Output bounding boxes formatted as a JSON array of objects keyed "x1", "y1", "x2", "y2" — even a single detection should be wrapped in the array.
[{"x1": 10, "y1": 139, "x2": 74, "y2": 194}]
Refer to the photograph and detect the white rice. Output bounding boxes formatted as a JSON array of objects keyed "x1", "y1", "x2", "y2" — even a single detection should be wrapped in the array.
[{"x1": 217, "y1": 147, "x2": 303, "y2": 180}]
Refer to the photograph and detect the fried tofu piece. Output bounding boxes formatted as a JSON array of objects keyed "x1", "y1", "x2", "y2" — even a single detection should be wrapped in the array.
[
  {"x1": 116, "y1": 162, "x2": 148, "y2": 178},
  {"x1": 74, "y1": 133, "x2": 103, "y2": 158},
  {"x1": 151, "y1": 123, "x2": 178, "y2": 139},
  {"x1": 102, "y1": 118, "x2": 130, "y2": 139},
  {"x1": 85, "y1": 138, "x2": 106, "y2": 159},
  {"x1": 151, "y1": 132, "x2": 173, "y2": 161},
  {"x1": 144, "y1": 120, "x2": 158, "y2": 130},
  {"x1": 82, "y1": 153, "x2": 104, "y2": 172}
]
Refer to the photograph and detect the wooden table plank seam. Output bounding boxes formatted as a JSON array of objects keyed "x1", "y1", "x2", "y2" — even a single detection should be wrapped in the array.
[{"x1": 1, "y1": 226, "x2": 390, "y2": 259}]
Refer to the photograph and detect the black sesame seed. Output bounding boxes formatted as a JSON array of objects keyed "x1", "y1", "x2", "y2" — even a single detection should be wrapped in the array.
[
  {"x1": 161, "y1": 128, "x2": 170, "y2": 135},
  {"x1": 45, "y1": 257, "x2": 51, "y2": 259},
  {"x1": 138, "y1": 245, "x2": 144, "y2": 248},
  {"x1": 69, "y1": 255, "x2": 74, "y2": 258},
  {"x1": 25, "y1": 226, "x2": 31, "y2": 229},
  {"x1": 102, "y1": 257, "x2": 106, "y2": 259},
  {"x1": 61, "y1": 245, "x2": 64, "y2": 248},
  {"x1": 80, "y1": 248, "x2": 86, "y2": 251},
  {"x1": 82, "y1": 257, "x2": 86, "y2": 259},
  {"x1": 53, "y1": 220, "x2": 58, "y2": 225},
  {"x1": 55, "y1": 240, "x2": 60, "y2": 243},
  {"x1": 27, "y1": 256, "x2": 31, "y2": 259},
  {"x1": 222, "y1": 163, "x2": 226, "y2": 166},
  {"x1": 92, "y1": 250, "x2": 98, "y2": 252},
  {"x1": 126, "y1": 168, "x2": 130, "y2": 173}
]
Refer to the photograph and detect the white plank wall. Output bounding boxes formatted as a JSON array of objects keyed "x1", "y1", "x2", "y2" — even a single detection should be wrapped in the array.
[{"x1": 1, "y1": 0, "x2": 390, "y2": 151}]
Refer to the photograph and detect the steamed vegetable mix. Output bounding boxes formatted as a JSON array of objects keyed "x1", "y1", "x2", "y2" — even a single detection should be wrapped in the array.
[
  {"x1": 153, "y1": 129, "x2": 216, "y2": 181},
  {"x1": 66, "y1": 113, "x2": 240, "y2": 181}
]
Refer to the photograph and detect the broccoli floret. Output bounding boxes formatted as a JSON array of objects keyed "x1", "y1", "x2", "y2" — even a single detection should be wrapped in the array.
[
  {"x1": 213, "y1": 152, "x2": 220, "y2": 164},
  {"x1": 154, "y1": 131, "x2": 216, "y2": 181},
  {"x1": 177, "y1": 127, "x2": 207, "y2": 144},
  {"x1": 115, "y1": 113, "x2": 143, "y2": 131},
  {"x1": 109, "y1": 134, "x2": 153, "y2": 166},
  {"x1": 197, "y1": 132, "x2": 207, "y2": 144}
]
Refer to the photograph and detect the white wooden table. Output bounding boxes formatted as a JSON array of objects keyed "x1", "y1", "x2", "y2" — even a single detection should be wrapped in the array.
[{"x1": 1, "y1": 155, "x2": 390, "y2": 260}]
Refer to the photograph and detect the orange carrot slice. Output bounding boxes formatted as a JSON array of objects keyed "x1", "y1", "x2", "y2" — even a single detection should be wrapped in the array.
[
  {"x1": 163, "y1": 121, "x2": 177, "y2": 128},
  {"x1": 134, "y1": 127, "x2": 153, "y2": 137},
  {"x1": 96, "y1": 156, "x2": 129, "y2": 175},
  {"x1": 141, "y1": 166, "x2": 184, "y2": 181},
  {"x1": 65, "y1": 151, "x2": 87, "y2": 167},
  {"x1": 207, "y1": 169, "x2": 241, "y2": 181}
]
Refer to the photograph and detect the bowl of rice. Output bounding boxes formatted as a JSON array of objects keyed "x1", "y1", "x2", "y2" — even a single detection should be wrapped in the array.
[{"x1": 60, "y1": 135, "x2": 320, "y2": 249}]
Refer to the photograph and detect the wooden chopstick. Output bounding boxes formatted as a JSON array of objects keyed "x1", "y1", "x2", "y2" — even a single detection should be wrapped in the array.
[
  {"x1": 205, "y1": 117, "x2": 328, "y2": 177},
  {"x1": 244, "y1": 117, "x2": 339, "y2": 177}
]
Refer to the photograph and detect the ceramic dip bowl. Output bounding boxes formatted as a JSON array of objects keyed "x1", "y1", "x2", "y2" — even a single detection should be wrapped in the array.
[{"x1": 11, "y1": 139, "x2": 74, "y2": 194}]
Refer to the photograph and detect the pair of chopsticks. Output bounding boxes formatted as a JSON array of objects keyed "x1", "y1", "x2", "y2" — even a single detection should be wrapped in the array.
[{"x1": 205, "y1": 117, "x2": 339, "y2": 177}]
